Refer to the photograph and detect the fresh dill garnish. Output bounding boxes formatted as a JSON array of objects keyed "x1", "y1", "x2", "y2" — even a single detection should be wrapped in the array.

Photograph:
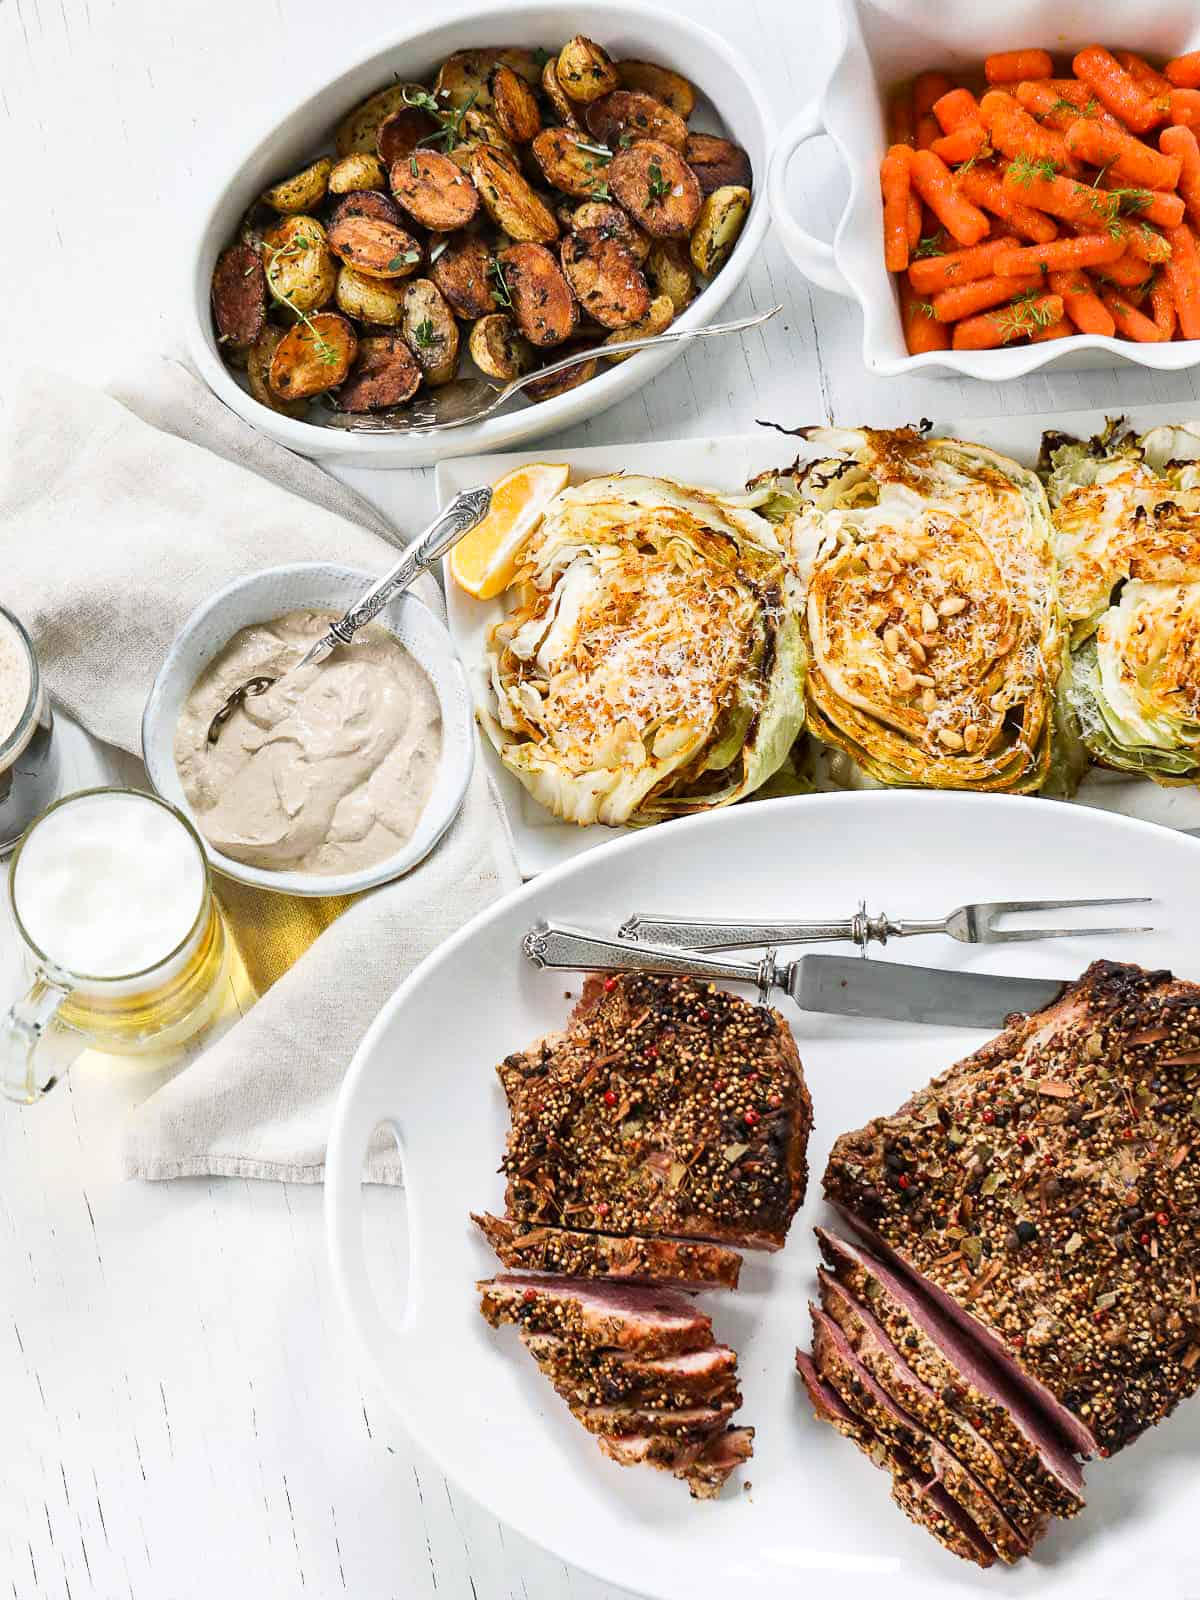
[
  {"x1": 1006, "y1": 154, "x2": 1059, "y2": 187},
  {"x1": 489, "y1": 257, "x2": 514, "y2": 309},
  {"x1": 914, "y1": 228, "x2": 947, "y2": 259},
  {"x1": 993, "y1": 286, "x2": 1054, "y2": 342},
  {"x1": 645, "y1": 160, "x2": 671, "y2": 205}
]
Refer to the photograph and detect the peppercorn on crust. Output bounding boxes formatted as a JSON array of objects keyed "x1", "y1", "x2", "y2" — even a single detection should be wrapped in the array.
[
  {"x1": 472, "y1": 1212, "x2": 742, "y2": 1289},
  {"x1": 521, "y1": 1331, "x2": 741, "y2": 1408},
  {"x1": 598, "y1": 1424, "x2": 755, "y2": 1500},
  {"x1": 825, "y1": 959, "x2": 1200, "y2": 1457},
  {"x1": 498, "y1": 972, "x2": 812, "y2": 1249},
  {"x1": 478, "y1": 1273, "x2": 712, "y2": 1356}
]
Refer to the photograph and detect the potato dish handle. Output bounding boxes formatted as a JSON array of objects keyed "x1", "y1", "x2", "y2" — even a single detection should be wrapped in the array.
[{"x1": 768, "y1": 101, "x2": 855, "y2": 299}]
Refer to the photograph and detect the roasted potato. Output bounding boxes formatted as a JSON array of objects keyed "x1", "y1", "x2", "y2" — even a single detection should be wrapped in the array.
[
  {"x1": 542, "y1": 56, "x2": 581, "y2": 128},
  {"x1": 389, "y1": 150, "x2": 480, "y2": 231},
  {"x1": 555, "y1": 36, "x2": 619, "y2": 103},
  {"x1": 335, "y1": 264, "x2": 407, "y2": 325},
  {"x1": 336, "y1": 333, "x2": 422, "y2": 411},
  {"x1": 262, "y1": 157, "x2": 333, "y2": 214},
  {"x1": 435, "y1": 48, "x2": 542, "y2": 111},
  {"x1": 646, "y1": 237, "x2": 697, "y2": 312},
  {"x1": 531, "y1": 128, "x2": 613, "y2": 199},
  {"x1": 400, "y1": 279, "x2": 460, "y2": 385},
  {"x1": 471, "y1": 145, "x2": 558, "y2": 242},
  {"x1": 524, "y1": 340, "x2": 599, "y2": 400},
  {"x1": 269, "y1": 312, "x2": 357, "y2": 398},
  {"x1": 609, "y1": 139, "x2": 701, "y2": 237},
  {"x1": 497, "y1": 243, "x2": 579, "y2": 346},
  {"x1": 560, "y1": 228, "x2": 650, "y2": 329},
  {"x1": 328, "y1": 153, "x2": 387, "y2": 195},
  {"x1": 211, "y1": 242, "x2": 267, "y2": 348},
  {"x1": 489, "y1": 63, "x2": 542, "y2": 143},
  {"x1": 261, "y1": 216, "x2": 336, "y2": 312},
  {"x1": 684, "y1": 133, "x2": 753, "y2": 196},
  {"x1": 570, "y1": 201, "x2": 650, "y2": 261},
  {"x1": 615, "y1": 60, "x2": 696, "y2": 120},
  {"x1": 247, "y1": 324, "x2": 308, "y2": 414},
  {"x1": 469, "y1": 313, "x2": 536, "y2": 380},
  {"x1": 585, "y1": 90, "x2": 687, "y2": 153},
  {"x1": 327, "y1": 214, "x2": 422, "y2": 279},
  {"x1": 337, "y1": 84, "x2": 426, "y2": 157},
  {"x1": 329, "y1": 189, "x2": 403, "y2": 228},
  {"x1": 431, "y1": 235, "x2": 496, "y2": 318},
  {"x1": 603, "y1": 293, "x2": 674, "y2": 360},
  {"x1": 378, "y1": 107, "x2": 438, "y2": 168},
  {"x1": 689, "y1": 184, "x2": 750, "y2": 276}
]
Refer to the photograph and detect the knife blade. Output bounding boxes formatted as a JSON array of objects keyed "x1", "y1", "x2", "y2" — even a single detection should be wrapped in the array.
[{"x1": 788, "y1": 953, "x2": 1066, "y2": 1029}]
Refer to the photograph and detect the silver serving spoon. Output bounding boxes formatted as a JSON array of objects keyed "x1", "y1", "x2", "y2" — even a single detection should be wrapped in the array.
[
  {"x1": 321, "y1": 306, "x2": 782, "y2": 435},
  {"x1": 206, "y1": 484, "x2": 493, "y2": 743}
]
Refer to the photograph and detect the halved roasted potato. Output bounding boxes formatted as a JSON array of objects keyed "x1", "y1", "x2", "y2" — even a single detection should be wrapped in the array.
[
  {"x1": 435, "y1": 48, "x2": 542, "y2": 111},
  {"x1": 560, "y1": 228, "x2": 651, "y2": 329},
  {"x1": 497, "y1": 243, "x2": 579, "y2": 346},
  {"x1": 335, "y1": 264, "x2": 407, "y2": 325},
  {"x1": 469, "y1": 313, "x2": 536, "y2": 380},
  {"x1": 431, "y1": 235, "x2": 496, "y2": 318},
  {"x1": 531, "y1": 128, "x2": 613, "y2": 198},
  {"x1": 609, "y1": 139, "x2": 701, "y2": 237},
  {"x1": 490, "y1": 63, "x2": 541, "y2": 143},
  {"x1": 336, "y1": 333, "x2": 422, "y2": 411},
  {"x1": 389, "y1": 150, "x2": 479, "y2": 231},
  {"x1": 615, "y1": 60, "x2": 696, "y2": 120},
  {"x1": 684, "y1": 134, "x2": 753, "y2": 196},
  {"x1": 247, "y1": 324, "x2": 308, "y2": 414},
  {"x1": 262, "y1": 157, "x2": 333, "y2": 214},
  {"x1": 401, "y1": 279, "x2": 460, "y2": 385},
  {"x1": 261, "y1": 216, "x2": 336, "y2": 312},
  {"x1": 378, "y1": 107, "x2": 438, "y2": 168},
  {"x1": 327, "y1": 215, "x2": 422, "y2": 279},
  {"x1": 471, "y1": 145, "x2": 558, "y2": 242},
  {"x1": 269, "y1": 313, "x2": 357, "y2": 398},
  {"x1": 337, "y1": 83, "x2": 426, "y2": 157},
  {"x1": 585, "y1": 91, "x2": 687, "y2": 153},
  {"x1": 646, "y1": 237, "x2": 697, "y2": 312},
  {"x1": 329, "y1": 189, "x2": 403, "y2": 228},
  {"x1": 556, "y1": 37, "x2": 619, "y2": 103},
  {"x1": 524, "y1": 341, "x2": 599, "y2": 400},
  {"x1": 603, "y1": 292, "x2": 674, "y2": 360},
  {"x1": 570, "y1": 201, "x2": 650, "y2": 261},
  {"x1": 689, "y1": 184, "x2": 750, "y2": 276},
  {"x1": 542, "y1": 56, "x2": 581, "y2": 128},
  {"x1": 328, "y1": 153, "x2": 387, "y2": 195},
  {"x1": 212, "y1": 242, "x2": 267, "y2": 348}
]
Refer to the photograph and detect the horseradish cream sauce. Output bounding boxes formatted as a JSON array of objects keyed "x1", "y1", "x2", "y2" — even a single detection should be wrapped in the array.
[{"x1": 174, "y1": 610, "x2": 442, "y2": 876}]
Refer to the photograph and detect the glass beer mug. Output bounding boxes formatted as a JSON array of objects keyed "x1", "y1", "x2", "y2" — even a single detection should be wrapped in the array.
[{"x1": 2, "y1": 788, "x2": 229, "y2": 1103}]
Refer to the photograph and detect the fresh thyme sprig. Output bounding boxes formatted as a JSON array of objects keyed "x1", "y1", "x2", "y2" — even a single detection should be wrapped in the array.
[
  {"x1": 412, "y1": 317, "x2": 437, "y2": 348},
  {"x1": 262, "y1": 233, "x2": 339, "y2": 365},
  {"x1": 403, "y1": 85, "x2": 479, "y2": 154},
  {"x1": 645, "y1": 160, "x2": 671, "y2": 205},
  {"x1": 490, "y1": 257, "x2": 514, "y2": 309}
]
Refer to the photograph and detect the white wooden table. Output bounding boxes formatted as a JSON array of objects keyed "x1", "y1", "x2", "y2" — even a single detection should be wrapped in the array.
[{"x1": 6, "y1": 2, "x2": 1200, "y2": 1596}]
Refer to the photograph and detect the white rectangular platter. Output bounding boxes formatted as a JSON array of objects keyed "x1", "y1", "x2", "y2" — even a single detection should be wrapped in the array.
[{"x1": 438, "y1": 402, "x2": 1200, "y2": 877}]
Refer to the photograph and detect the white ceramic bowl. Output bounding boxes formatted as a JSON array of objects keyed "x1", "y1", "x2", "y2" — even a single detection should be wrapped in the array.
[
  {"x1": 142, "y1": 565, "x2": 474, "y2": 897},
  {"x1": 767, "y1": 0, "x2": 1200, "y2": 380},
  {"x1": 185, "y1": 3, "x2": 772, "y2": 469}
]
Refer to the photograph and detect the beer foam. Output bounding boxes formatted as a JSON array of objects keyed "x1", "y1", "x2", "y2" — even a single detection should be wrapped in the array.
[
  {"x1": 13, "y1": 792, "x2": 207, "y2": 978},
  {"x1": 0, "y1": 610, "x2": 33, "y2": 757}
]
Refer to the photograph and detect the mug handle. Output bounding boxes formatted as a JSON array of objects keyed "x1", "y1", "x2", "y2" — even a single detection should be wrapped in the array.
[
  {"x1": 1, "y1": 973, "x2": 74, "y2": 1103},
  {"x1": 768, "y1": 101, "x2": 856, "y2": 299}
]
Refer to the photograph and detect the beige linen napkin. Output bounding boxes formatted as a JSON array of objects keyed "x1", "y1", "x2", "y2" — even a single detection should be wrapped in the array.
[{"x1": 0, "y1": 360, "x2": 519, "y2": 1181}]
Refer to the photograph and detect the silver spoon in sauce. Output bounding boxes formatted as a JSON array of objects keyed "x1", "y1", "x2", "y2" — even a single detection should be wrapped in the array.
[{"x1": 206, "y1": 484, "x2": 493, "y2": 744}]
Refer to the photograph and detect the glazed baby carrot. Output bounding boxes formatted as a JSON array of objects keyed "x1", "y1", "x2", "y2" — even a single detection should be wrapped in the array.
[
  {"x1": 951, "y1": 291, "x2": 1063, "y2": 348},
  {"x1": 1169, "y1": 89, "x2": 1200, "y2": 127},
  {"x1": 916, "y1": 114, "x2": 941, "y2": 150},
  {"x1": 981, "y1": 90, "x2": 1075, "y2": 171},
  {"x1": 1096, "y1": 176, "x2": 1185, "y2": 230},
  {"x1": 1164, "y1": 222, "x2": 1200, "y2": 337},
  {"x1": 931, "y1": 270, "x2": 1043, "y2": 321},
  {"x1": 1122, "y1": 221, "x2": 1172, "y2": 265},
  {"x1": 913, "y1": 71, "x2": 956, "y2": 117},
  {"x1": 911, "y1": 149, "x2": 991, "y2": 244},
  {"x1": 882, "y1": 145, "x2": 915, "y2": 270},
  {"x1": 1073, "y1": 45, "x2": 1164, "y2": 132},
  {"x1": 985, "y1": 49, "x2": 1053, "y2": 84},
  {"x1": 1002, "y1": 167, "x2": 1115, "y2": 231},
  {"x1": 1161, "y1": 124, "x2": 1200, "y2": 227},
  {"x1": 933, "y1": 88, "x2": 983, "y2": 132},
  {"x1": 993, "y1": 234, "x2": 1124, "y2": 275},
  {"x1": 958, "y1": 163, "x2": 1059, "y2": 241},
  {"x1": 887, "y1": 86, "x2": 916, "y2": 146},
  {"x1": 1047, "y1": 268, "x2": 1117, "y2": 335},
  {"x1": 932, "y1": 126, "x2": 990, "y2": 164},
  {"x1": 1094, "y1": 251, "x2": 1154, "y2": 287},
  {"x1": 1115, "y1": 51, "x2": 1173, "y2": 99},
  {"x1": 1166, "y1": 53, "x2": 1200, "y2": 90},
  {"x1": 907, "y1": 191, "x2": 923, "y2": 250},
  {"x1": 1063, "y1": 118, "x2": 1181, "y2": 189},
  {"x1": 1039, "y1": 79, "x2": 1125, "y2": 129},
  {"x1": 1149, "y1": 275, "x2": 1178, "y2": 337},
  {"x1": 899, "y1": 278, "x2": 951, "y2": 354},
  {"x1": 907, "y1": 234, "x2": 1019, "y2": 294},
  {"x1": 1030, "y1": 315, "x2": 1073, "y2": 341},
  {"x1": 1099, "y1": 285, "x2": 1170, "y2": 339}
]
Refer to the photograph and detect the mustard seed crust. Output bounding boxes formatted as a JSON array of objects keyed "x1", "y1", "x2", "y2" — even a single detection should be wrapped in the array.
[{"x1": 472, "y1": 1212, "x2": 742, "y2": 1289}]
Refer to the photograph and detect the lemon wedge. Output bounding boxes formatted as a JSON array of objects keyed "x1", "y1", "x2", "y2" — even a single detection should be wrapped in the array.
[{"x1": 448, "y1": 462, "x2": 571, "y2": 600}]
